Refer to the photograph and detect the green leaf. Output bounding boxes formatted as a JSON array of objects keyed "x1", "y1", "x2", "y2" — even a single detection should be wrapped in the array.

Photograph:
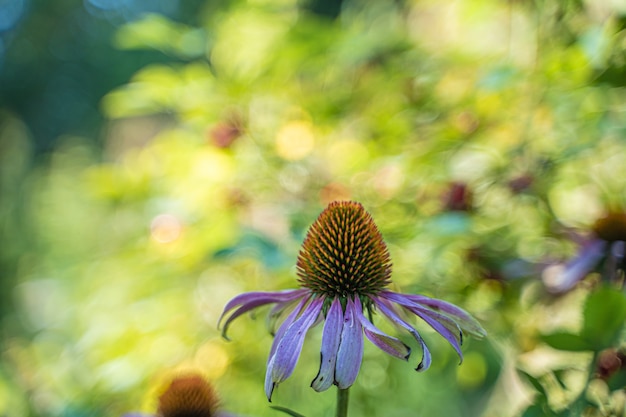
[
  {"x1": 541, "y1": 332, "x2": 593, "y2": 352},
  {"x1": 522, "y1": 404, "x2": 551, "y2": 417},
  {"x1": 270, "y1": 405, "x2": 307, "y2": 417},
  {"x1": 518, "y1": 371, "x2": 547, "y2": 399},
  {"x1": 581, "y1": 287, "x2": 626, "y2": 350}
]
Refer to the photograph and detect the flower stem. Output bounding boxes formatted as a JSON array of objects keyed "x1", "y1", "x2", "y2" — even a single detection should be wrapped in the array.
[{"x1": 336, "y1": 387, "x2": 350, "y2": 417}]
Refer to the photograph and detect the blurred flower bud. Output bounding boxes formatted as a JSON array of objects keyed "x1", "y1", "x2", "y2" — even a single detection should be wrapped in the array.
[
  {"x1": 596, "y1": 348, "x2": 625, "y2": 381},
  {"x1": 442, "y1": 182, "x2": 473, "y2": 212},
  {"x1": 507, "y1": 174, "x2": 534, "y2": 194},
  {"x1": 452, "y1": 111, "x2": 479, "y2": 135},
  {"x1": 209, "y1": 116, "x2": 244, "y2": 149}
]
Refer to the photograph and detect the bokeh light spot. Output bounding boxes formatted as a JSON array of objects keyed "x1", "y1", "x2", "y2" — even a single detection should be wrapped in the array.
[
  {"x1": 193, "y1": 342, "x2": 230, "y2": 379},
  {"x1": 150, "y1": 214, "x2": 182, "y2": 243},
  {"x1": 456, "y1": 351, "x2": 487, "y2": 389},
  {"x1": 0, "y1": 0, "x2": 26, "y2": 31},
  {"x1": 275, "y1": 121, "x2": 315, "y2": 161}
]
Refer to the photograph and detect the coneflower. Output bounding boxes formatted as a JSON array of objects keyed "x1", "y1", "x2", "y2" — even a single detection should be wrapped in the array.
[
  {"x1": 219, "y1": 201, "x2": 485, "y2": 402},
  {"x1": 544, "y1": 211, "x2": 626, "y2": 293},
  {"x1": 123, "y1": 373, "x2": 236, "y2": 417}
]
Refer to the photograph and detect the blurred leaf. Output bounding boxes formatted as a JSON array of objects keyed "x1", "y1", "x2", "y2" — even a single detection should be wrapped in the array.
[
  {"x1": 552, "y1": 370, "x2": 568, "y2": 390},
  {"x1": 114, "y1": 13, "x2": 206, "y2": 59},
  {"x1": 522, "y1": 404, "x2": 553, "y2": 417},
  {"x1": 607, "y1": 366, "x2": 626, "y2": 391},
  {"x1": 214, "y1": 230, "x2": 289, "y2": 269},
  {"x1": 270, "y1": 405, "x2": 307, "y2": 417},
  {"x1": 581, "y1": 287, "x2": 626, "y2": 350},
  {"x1": 541, "y1": 332, "x2": 593, "y2": 352},
  {"x1": 478, "y1": 66, "x2": 518, "y2": 91},
  {"x1": 424, "y1": 212, "x2": 471, "y2": 236},
  {"x1": 518, "y1": 371, "x2": 547, "y2": 399}
]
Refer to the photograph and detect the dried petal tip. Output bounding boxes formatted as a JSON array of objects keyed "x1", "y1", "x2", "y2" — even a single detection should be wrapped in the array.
[
  {"x1": 593, "y1": 212, "x2": 626, "y2": 242},
  {"x1": 296, "y1": 201, "x2": 392, "y2": 297},
  {"x1": 158, "y1": 374, "x2": 220, "y2": 417}
]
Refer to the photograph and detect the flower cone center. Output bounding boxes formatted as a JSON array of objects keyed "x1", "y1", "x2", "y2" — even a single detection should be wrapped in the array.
[
  {"x1": 296, "y1": 201, "x2": 392, "y2": 298},
  {"x1": 593, "y1": 212, "x2": 626, "y2": 242},
  {"x1": 158, "y1": 375, "x2": 219, "y2": 417}
]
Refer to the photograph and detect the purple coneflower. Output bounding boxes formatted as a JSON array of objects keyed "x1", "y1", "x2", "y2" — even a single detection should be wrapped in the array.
[
  {"x1": 123, "y1": 373, "x2": 236, "y2": 417},
  {"x1": 219, "y1": 201, "x2": 485, "y2": 400},
  {"x1": 543, "y1": 212, "x2": 626, "y2": 293}
]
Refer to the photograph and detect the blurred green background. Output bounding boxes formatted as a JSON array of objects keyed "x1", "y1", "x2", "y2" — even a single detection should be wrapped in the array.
[{"x1": 2, "y1": 0, "x2": 626, "y2": 416}]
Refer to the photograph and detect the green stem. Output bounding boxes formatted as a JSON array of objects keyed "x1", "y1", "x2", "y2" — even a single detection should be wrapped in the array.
[
  {"x1": 336, "y1": 387, "x2": 350, "y2": 417},
  {"x1": 564, "y1": 350, "x2": 599, "y2": 416}
]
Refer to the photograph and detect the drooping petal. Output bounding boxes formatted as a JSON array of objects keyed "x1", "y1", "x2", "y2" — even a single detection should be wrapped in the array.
[
  {"x1": 311, "y1": 297, "x2": 343, "y2": 392},
  {"x1": 267, "y1": 302, "x2": 295, "y2": 336},
  {"x1": 607, "y1": 241, "x2": 626, "y2": 281},
  {"x1": 543, "y1": 238, "x2": 607, "y2": 293},
  {"x1": 268, "y1": 297, "x2": 310, "y2": 361},
  {"x1": 411, "y1": 306, "x2": 464, "y2": 363},
  {"x1": 399, "y1": 293, "x2": 486, "y2": 338},
  {"x1": 266, "y1": 298, "x2": 309, "y2": 400},
  {"x1": 382, "y1": 292, "x2": 464, "y2": 363},
  {"x1": 218, "y1": 289, "x2": 307, "y2": 339},
  {"x1": 335, "y1": 297, "x2": 364, "y2": 389},
  {"x1": 265, "y1": 298, "x2": 323, "y2": 400},
  {"x1": 374, "y1": 297, "x2": 432, "y2": 371},
  {"x1": 354, "y1": 298, "x2": 410, "y2": 360}
]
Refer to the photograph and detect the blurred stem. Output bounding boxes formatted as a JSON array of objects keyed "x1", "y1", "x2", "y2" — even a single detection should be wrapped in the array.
[
  {"x1": 569, "y1": 351, "x2": 600, "y2": 415},
  {"x1": 336, "y1": 387, "x2": 349, "y2": 417}
]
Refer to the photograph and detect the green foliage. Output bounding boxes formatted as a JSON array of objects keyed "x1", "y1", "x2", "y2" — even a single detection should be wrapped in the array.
[
  {"x1": 581, "y1": 287, "x2": 626, "y2": 351},
  {"x1": 542, "y1": 287, "x2": 626, "y2": 352},
  {"x1": 542, "y1": 332, "x2": 593, "y2": 352},
  {"x1": 270, "y1": 405, "x2": 307, "y2": 417}
]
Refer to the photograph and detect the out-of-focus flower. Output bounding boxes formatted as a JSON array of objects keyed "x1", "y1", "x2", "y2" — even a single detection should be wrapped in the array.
[
  {"x1": 123, "y1": 373, "x2": 237, "y2": 417},
  {"x1": 209, "y1": 116, "x2": 244, "y2": 149},
  {"x1": 442, "y1": 182, "x2": 473, "y2": 212},
  {"x1": 543, "y1": 212, "x2": 626, "y2": 293},
  {"x1": 219, "y1": 201, "x2": 485, "y2": 401},
  {"x1": 507, "y1": 174, "x2": 534, "y2": 194}
]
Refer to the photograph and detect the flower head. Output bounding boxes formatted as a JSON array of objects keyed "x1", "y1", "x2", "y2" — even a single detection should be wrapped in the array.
[
  {"x1": 219, "y1": 201, "x2": 486, "y2": 401},
  {"x1": 122, "y1": 373, "x2": 236, "y2": 417},
  {"x1": 296, "y1": 199, "x2": 391, "y2": 298},
  {"x1": 158, "y1": 375, "x2": 220, "y2": 417},
  {"x1": 543, "y1": 212, "x2": 626, "y2": 293}
]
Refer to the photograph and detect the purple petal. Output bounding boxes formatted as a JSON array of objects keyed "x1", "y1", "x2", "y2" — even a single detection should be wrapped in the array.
[
  {"x1": 265, "y1": 298, "x2": 323, "y2": 400},
  {"x1": 267, "y1": 303, "x2": 292, "y2": 336},
  {"x1": 354, "y1": 298, "x2": 410, "y2": 360},
  {"x1": 311, "y1": 297, "x2": 343, "y2": 392},
  {"x1": 411, "y1": 306, "x2": 464, "y2": 362},
  {"x1": 395, "y1": 293, "x2": 486, "y2": 338},
  {"x1": 334, "y1": 297, "x2": 364, "y2": 389},
  {"x1": 265, "y1": 298, "x2": 309, "y2": 400},
  {"x1": 382, "y1": 292, "x2": 464, "y2": 363},
  {"x1": 543, "y1": 238, "x2": 607, "y2": 293},
  {"x1": 218, "y1": 289, "x2": 307, "y2": 339},
  {"x1": 268, "y1": 297, "x2": 310, "y2": 361},
  {"x1": 374, "y1": 297, "x2": 432, "y2": 371}
]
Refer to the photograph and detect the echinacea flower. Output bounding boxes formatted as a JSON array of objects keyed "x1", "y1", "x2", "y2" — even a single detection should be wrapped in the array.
[
  {"x1": 123, "y1": 373, "x2": 237, "y2": 417},
  {"x1": 543, "y1": 212, "x2": 626, "y2": 293},
  {"x1": 219, "y1": 201, "x2": 486, "y2": 400}
]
